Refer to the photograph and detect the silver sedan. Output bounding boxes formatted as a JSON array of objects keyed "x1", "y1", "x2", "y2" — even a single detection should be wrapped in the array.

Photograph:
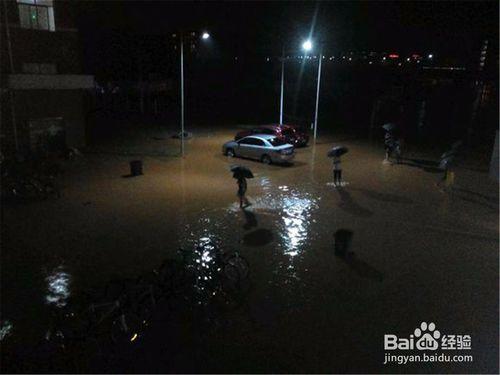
[{"x1": 222, "y1": 135, "x2": 295, "y2": 164}]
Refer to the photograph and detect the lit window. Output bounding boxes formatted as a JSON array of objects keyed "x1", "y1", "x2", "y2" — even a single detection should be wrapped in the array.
[{"x1": 17, "y1": 0, "x2": 55, "y2": 31}]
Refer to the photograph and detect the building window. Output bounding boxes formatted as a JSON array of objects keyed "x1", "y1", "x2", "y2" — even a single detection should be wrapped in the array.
[
  {"x1": 22, "y1": 63, "x2": 57, "y2": 74},
  {"x1": 17, "y1": 0, "x2": 55, "y2": 31}
]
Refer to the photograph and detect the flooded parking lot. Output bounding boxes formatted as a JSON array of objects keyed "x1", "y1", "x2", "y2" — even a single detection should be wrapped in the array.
[{"x1": 1, "y1": 128, "x2": 498, "y2": 373}]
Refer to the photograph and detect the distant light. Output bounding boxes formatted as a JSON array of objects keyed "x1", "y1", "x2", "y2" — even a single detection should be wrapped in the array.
[
  {"x1": 406, "y1": 57, "x2": 410, "y2": 62},
  {"x1": 348, "y1": 57, "x2": 352, "y2": 61},
  {"x1": 428, "y1": 54, "x2": 433, "y2": 59},
  {"x1": 389, "y1": 54, "x2": 399, "y2": 59},
  {"x1": 369, "y1": 61, "x2": 373, "y2": 64},
  {"x1": 130, "y1": 333, "x2": 138, "y2": 342},
  {"x1": 382, "y1": 57, "x2": 386, "y2": 61},
  {"x1": 202, "y1": 32, "x2": 210, "y2": 40},
  {"x1": 266, "y1": 57, "x2": 270, "y2": 62},
  {"x1": 302, "y1": 40, "x2": 313, "y2": 51}
]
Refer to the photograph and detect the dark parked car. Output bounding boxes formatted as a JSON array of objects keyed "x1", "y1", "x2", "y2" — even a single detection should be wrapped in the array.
[{"x1": 235, "y1": 124, "x2": 309, "y2": 147}]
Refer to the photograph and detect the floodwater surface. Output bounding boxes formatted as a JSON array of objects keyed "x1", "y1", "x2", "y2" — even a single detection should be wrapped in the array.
[{"x1": 1, "y1": 129, "x2": 498, "y2": 373}]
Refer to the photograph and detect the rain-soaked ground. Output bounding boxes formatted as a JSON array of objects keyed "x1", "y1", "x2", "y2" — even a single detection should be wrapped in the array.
[{"x1": 1, "y1": 127, "x2": 498, "y2": 373}]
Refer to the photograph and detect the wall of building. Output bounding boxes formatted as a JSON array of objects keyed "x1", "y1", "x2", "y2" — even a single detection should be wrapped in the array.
[
  {"x1": 1, "y1": 0, "x2": 82, "y2": 75},
  {"x1": 0, "y1": 0, "x2": 93, "y2": 154},
  {"x1": 6, "y1": 28, "x2": 82, "y2": 74},
  {"x1": 9, "y1": 89, "x2": 89, "y2": 150}
]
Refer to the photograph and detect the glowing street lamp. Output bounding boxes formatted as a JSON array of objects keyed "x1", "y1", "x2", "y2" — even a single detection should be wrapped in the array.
[
  {"x1": 201, "y1": 32, "x2": 210, "y2": 40},
  {"x1": 302, "y1": 40, "x2": 313, "y2": 52}
]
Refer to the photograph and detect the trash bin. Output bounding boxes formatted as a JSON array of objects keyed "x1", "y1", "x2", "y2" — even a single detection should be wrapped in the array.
[
  {"x1": 129, "y1": 160, "x2": 143, "y2": 176},
  {"x1": 334, "y1": 229, "x2": 353, "y2": 257}
]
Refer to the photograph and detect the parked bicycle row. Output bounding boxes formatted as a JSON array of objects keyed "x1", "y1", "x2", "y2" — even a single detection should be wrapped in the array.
[{"x1": 32, "y1": 241, "x2": 250, "y2": 372}]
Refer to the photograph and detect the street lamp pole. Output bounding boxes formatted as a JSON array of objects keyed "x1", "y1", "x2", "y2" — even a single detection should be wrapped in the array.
[
  {"x1": 313, "y1": 49, "x2": 323, "y2": 141},
  {"x1": 176, "y1": 31, "x2": 209, "y2": 157},
  {"x1": 180, "y1": 32, "x2": 185, "y2": 157},
  {"x1": 279, "y1": 45, "x2": 285, "y2": 125}
]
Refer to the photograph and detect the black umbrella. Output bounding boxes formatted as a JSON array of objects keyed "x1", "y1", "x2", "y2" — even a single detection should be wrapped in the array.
[
  {"x1": 439, "y1": 155, "x2": 455, "y2": 170},
  {"x1": 327, "y1": 146, "x2": 349, "y2": 158},
  {"x1": 382, "y1": 123, "x2": 396, "y2": 132},
  {"x1": 230, "y1": 165, "x2": 254, "y2": 179},
  {"x1": 441, "y1": 149, "x2": 457, "y2": 159}
]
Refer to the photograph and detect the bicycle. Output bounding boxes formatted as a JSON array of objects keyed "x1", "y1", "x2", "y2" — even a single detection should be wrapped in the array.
[
  {"x1": 176, "y1": 244, "x2": 250, "y2": 310},
  {"x1": 1, "y1": 155, "x2": 60, "y2": 202}
]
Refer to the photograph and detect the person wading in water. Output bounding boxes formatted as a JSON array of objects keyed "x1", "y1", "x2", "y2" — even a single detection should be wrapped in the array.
[{"x1": 237, "y1": 176, "x2": 250, "y2": 208}]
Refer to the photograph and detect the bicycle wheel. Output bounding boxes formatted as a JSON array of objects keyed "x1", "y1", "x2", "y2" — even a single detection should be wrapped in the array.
[
  {"x1": 158, "y1": 259, "x2": 188, "y2": 294},
  {"x1": 105, "y1": 279, "x2": 133, "y2": 302},
  {"x1": 24, "y1": 178, "x2": 48, "y2": 200},
  {"x1": 127, "y1": 275, "x2": 158, "y2": 322},
  {"x1": 226, "y1": 255, "x2": 249, "y2": 280},
  {"x1": 109, "y1": 312, "x2": 143, "y2": 344},
  {"x1": 223, "y1": 263, "x2": 240, "y2": 283}
]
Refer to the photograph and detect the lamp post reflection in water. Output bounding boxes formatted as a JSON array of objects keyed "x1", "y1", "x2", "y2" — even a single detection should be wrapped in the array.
[
  {"x1": 0, "y1": 320, "x2": 13, "y2": 341},
  {"x1": 180, "y1": 214, "x2": 223, "y2": 305},
  {"x1": 45, "y1": 265, "x2": 71, "y2": 308},
  {"x1": 279, "y1": 188, "x2": 318, "y2": 257}
]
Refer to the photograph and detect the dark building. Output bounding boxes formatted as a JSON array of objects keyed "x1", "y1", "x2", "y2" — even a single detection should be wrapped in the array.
[{"x1": 1, "y1": 0, "x2": 94, "y2": 155}]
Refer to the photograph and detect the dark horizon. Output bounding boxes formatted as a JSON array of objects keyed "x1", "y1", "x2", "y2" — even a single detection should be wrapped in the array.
[{"x1": 76, "y1": 1, "x2": 499, "y2": 56}]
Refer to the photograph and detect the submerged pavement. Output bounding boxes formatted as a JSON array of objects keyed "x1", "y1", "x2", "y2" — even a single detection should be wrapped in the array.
[{"x1": 1, "y1": 128, "x2": 498, "y2": 373}]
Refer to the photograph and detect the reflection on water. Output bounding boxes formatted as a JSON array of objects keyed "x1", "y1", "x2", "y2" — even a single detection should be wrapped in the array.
[
  {"x1": 281, "y1": 192, "x2": 317, "y2": 257},
  {"x1": 282, "y1": 197, "x2": 312, "y2": 257},
  {"x1": 0, "y1": 320, "x2": 13, "y2": 341},
  {"x1": 180, "y1": 217, "x2": 223, "y2": 305},
  {"x1": 45, "y1": 265, "x2": 71, "y2": 308},
  {"x1": 186, "y1": 179, "x2": 319, "y2": 302},
  {"x1": 260, "y1": 176, "x2": 271, "y2": 188},
  {"x1": 225, "y1": 181, "x2": 319, "y2": 258}
]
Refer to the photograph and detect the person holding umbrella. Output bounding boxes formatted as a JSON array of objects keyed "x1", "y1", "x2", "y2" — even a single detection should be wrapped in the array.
[
  {"x1": 230, "y1": 165, "x2": 254, "y2": 208},
  {"x1": 382, "y1": 123, "x2": 404, "y2": 163},
  {"x1": 439, "y1": 141, "x2": 461, "y2": 189},
  {"x1": 333, "y1": 156, "x2": 342, "y2": 186},
  {"x1": 382, "y1": 123, "x2": 396, "y2": 163},
  {"x1": 392, "y1": 139, "x2": 402, "y2": 164},
  {"x1": 237, "y1": 177, "x2": 249, "y2": 208},
  {"x1": 328, "y1": 146, "x2": 348, "y2": 187},
  {"x1": 438, "y1": 147, "x2": 459, "y2": 190}
]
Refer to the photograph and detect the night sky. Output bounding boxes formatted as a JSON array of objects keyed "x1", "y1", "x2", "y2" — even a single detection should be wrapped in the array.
[{"x1": 75, "y1": 1, "x2": 498, "y2": 77}]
